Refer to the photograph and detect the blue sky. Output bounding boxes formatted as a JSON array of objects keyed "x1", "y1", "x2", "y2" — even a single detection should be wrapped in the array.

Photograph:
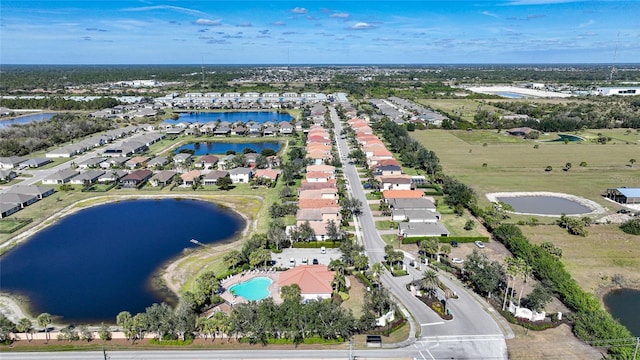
[{"x1": 1, "y1": 0, "x2": 638, "y2": 64}]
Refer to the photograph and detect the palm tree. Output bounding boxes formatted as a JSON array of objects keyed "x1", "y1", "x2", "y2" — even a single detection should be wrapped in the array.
[
  {"x1": 371, "y1": 262, "x2": 384, "y2": 281},
  {"x1": 419, "y1": 269, "x2": 440, "y2": 298},
  {"x1": 502, "y1": 257, "x2": 519, "y2": 311},
  {"x1": 16, "y1": 318, "x2": 32, "y2": 342},
  {"x1": 517, "y1": 261, "x2": 533, "y2": 307},
  {"x1": 36, "y1": 313, "x2": 52, "y2": 342}
]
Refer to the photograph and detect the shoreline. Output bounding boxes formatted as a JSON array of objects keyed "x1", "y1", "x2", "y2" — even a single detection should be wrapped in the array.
[{"x1": 0, "y1": 193, "x2": 261, "y2": 325}]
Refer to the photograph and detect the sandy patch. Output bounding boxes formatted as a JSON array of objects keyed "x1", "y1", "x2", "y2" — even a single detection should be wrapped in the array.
[
  {"x1": 486, "y1": 192, "x2": 606, "y2": 217},
  {"x1": 466, "y1": 86, "x2": 574, "y2": 98}
]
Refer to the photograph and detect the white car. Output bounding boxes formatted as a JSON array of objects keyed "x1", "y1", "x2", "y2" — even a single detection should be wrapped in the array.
[
  {"x1": 451, "y1": 258, "x2": 464, "y2": 264},
  {"x1": 475, "y1": 241, "x2": 486, "y2": 249}
]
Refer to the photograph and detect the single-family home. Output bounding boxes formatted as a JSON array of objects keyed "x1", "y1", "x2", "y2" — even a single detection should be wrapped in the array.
[
  {"x1": 254, "y1": 169, "x2": 280, "y2": 182},
  {"x1": 173, "y1": 153, "x2": 192, "y2": 165},
  {"x1": 98, "y1": 170, "x2": 128, "y2": 184},
  {"x1": 298, "y1": 188, "x2": 338, "y2": 200},
  {"x1": 146, "y1": 156, "x2": 169, "y2": 169},
  {"x1": 373, "y1": 165, "x2": 403, "y2": 176},
  {"x1": 20, "y1": 158, "x2": 52, "y2": 168},
  {"x1": 1, "y1": 193, "x2": 38, "y2": 208},
  {"x1": 119, "y1": 169, "x2": 153, "y2": 188},
  {"x1": 0, "y1": 202, "x2": 22, "y2": 219},
  {"x1": 42, "y1": 168, "x2": 79, "y2": 185},
  {"x1": 149, "y1": 170, "x2": 177, "y2": 187},
  {"x1": 203, "y1": 170, "x2": 229, "y2": 186},
  {"x1": 180, "y1": 170, "x2": 201, "y2": 186},
  {"x1": 398, "y1": 222, "x2": 450, "y2": 238},
  {"x1": 0, "y1": 156, "x2": 27, "y2": 169},
  {"x1": 382, "y1": 190, "x2": 425, "y2": 201},
  {"x1": 78, "y1": 157, "x2": 106, "y2": 169},
  {"x1": 196, "y1": 155, "x2": 219, "y2": 169},
  {"x1": 0, "y1": 169, "x2": 17, "y2": 182},
  {"x1": 305, "y1": 171, "x2": 334, "y2": 183},
  {"x1": 379, "y1": 176, "x2": 413, "y2": 191},
  {"x1": 297, "y1": 198, "x2": 339, "y2": 209},
  {"x1": 6, "y1": 185, "x2": 55, "y2": 199},
  {"x1": 126, "y1": 156, "x2": 148, "y2": 169},
  {"x1": 228, "y1": 167, "x2": 253, "y2": 183},
  {"x1": 279, "y1": 121, "x2": 294, "y2": 135},
  {"x1": 68, "y1": 170, "x2": 105, "y2": 185}
]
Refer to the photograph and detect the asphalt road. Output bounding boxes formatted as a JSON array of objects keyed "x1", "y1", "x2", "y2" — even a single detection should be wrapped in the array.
[{"x1": 329, "y1": 106, "x2": 509, "y2": 359}]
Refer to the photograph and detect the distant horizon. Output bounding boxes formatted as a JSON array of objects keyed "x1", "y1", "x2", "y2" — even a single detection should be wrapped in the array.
[
  {"x1": 2, "y1": 1, "x2": 638, "y2": 64},
  {"x1": 3, "y1": 62, "x2": 640, "y2": 67}
]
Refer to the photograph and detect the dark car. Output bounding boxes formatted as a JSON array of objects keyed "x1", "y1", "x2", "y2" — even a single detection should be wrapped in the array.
[
  {"x1": 451, "y1": 241, "x2": 459, "y2": 248},
  {"x1": 312, "y1": 258, "x2": 319, "y2": 265}
]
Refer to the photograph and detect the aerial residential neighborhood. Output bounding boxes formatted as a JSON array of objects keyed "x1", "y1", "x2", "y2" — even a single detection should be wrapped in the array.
[{"x1": 1, "y1": 2, "x2": 640, "y2": 358}]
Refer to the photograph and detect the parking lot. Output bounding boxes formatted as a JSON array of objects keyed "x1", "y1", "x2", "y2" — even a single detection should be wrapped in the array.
[{"x1": 271, "y1": 247, "x2": 341, "y2": 268}]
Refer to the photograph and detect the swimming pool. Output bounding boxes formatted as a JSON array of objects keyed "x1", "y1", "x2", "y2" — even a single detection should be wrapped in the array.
[{"x1": 229, "y1": 277, "x2": 272, "y2": 301}]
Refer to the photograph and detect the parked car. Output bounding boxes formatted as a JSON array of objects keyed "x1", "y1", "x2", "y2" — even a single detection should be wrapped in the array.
[
  {"x1": 451, "y1": 258, "x2": 464, "y2": 264},
  {"x1": 302, "y1": 257, "x2": 308, "y2": 264},
  {"x1": 451, "y1": 241, "x2": 458, "y2": 248},
  {"x1": 320, "y1": 246, "x2": 326, "y2": 254},
  {"x1": 617, "y1": 209, "x2": 631, "y2": 214},
  {"x1": 312, "y1": 258, "x2": 319, "y2": 265},
  {"x1": 475, "y1": 241, "x2": 486, "y2": 249},
  {"x1": 289, "y1": 258, "x2": 296, "y2": 267}
]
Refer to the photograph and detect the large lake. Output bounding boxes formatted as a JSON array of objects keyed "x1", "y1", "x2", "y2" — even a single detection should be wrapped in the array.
[
  {"x1": 165, "y1": 111, "x2": 293, "y2": 125},
  {"x1": 603, "y1": 288, "x2": 640, "y2": 336},
  {"x1": 0, "y1": 112, "x2": 55, "y2": 128},
  {"x1": 175, "y1": 141, "x2": 281, "y2": 156},
  {"x1": 0, "y1": 198, "x2": 243, "y2": 324}
]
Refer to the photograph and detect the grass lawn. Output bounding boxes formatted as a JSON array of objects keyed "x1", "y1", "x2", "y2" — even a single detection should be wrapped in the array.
[
  {"x1": 411, "y1": 129, "x2": 640, "y2": 209},
  {"x1": 521, "y1": 224, "x2": 640, "y2": 293},
  {"x1": 416, "y1": 99, "x2": 504, "y2": 123},
  {"x1": 375, "y1": 220, "x2": 397, "y2": 230}
]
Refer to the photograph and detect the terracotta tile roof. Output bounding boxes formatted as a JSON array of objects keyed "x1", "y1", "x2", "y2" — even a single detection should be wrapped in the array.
[
  {"x1": 305, "y1": 171, "x2": 333, "y2": 179},
  {"x1": 181, "y1": 170, "x2": 201, "y2": 182},
  {"x1": 299, "y1": 180, "x2": 337, "y2": 190},
  {"x1": 278, "y1": 265, "x2": 334, "y2": 295},
  {"x1": 298, "y1": 198, "x2": 339, "y2": 209},
  {"x1": 254, "y1": 169, "x2": 280, "y2": 180},
  {"x1": 382, "y1": 190, "x2": 425, "y2": 199},
  {"x1": 306, "y1": 164, "x2": 335, "y2": 173}
]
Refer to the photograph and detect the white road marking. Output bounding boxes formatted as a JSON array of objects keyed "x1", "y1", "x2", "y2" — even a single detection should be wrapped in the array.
[{"x1": 420, "y1": 322, "x2": 444, "y2": 326}]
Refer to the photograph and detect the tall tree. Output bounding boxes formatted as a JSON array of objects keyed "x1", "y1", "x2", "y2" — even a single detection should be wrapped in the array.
[
  {"x1": 16, "y1": 318, "x2": 33, "y2": 342},
  {"x1": 36, "y1": 313, "x2": 52, "y2": 342},
  {"x1": 419, "y1": 269, "x2": 440, "y2": 298}
]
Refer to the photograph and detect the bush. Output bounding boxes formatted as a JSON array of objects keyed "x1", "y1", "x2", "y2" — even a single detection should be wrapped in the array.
[
  {"x1": 292, "y1": 241, "x2": 340, "y2": 248},
  {"x1": 402, "y1": 236, "x2": 489, "y2": 244},
  {"x1": 149, "y1": 338, "x2": 193, "y2": 346},
  {"x1": 620, "y1": 218, "x2": 640, "y2": 235}
]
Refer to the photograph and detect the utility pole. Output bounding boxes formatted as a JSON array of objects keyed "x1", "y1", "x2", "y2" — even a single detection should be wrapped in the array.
[
  {"x1": 348, "y1": 339, "x2": 353, "y2": 360},
  {"x1": 633, "y1": 336, "x2": 639, "y2": 360}
]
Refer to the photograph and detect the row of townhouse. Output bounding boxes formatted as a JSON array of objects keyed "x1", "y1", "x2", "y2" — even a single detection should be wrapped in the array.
[
  {"x1": 44, "y1": 125, "x2": 154, "y2": 158},
  {"x1": 42, "y1": 150, "x2": 282, "y2": 189},
  {"x1": 347, "y1": 117, "x2": 449, "y2": 238},
  {"x1": 0, "y1": 185, "x2": 55, "y2": 219},
  {"x1": 293, "y1": 124, "x2": 341, "y2": 241},
  {"x1": 88, "y1": 104, "x2": 162, "y2": 120},
  {"x1": 161, "y1": 121, "x2": 295, "y2": 137},
  {"x1": 156, "y1": 92, "x2": 328, "y2": 108}
]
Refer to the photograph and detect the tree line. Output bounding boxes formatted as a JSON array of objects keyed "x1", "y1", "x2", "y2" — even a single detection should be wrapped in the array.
[{"x1": 0, "y1": 112, "x2": 114, "y2": 157}]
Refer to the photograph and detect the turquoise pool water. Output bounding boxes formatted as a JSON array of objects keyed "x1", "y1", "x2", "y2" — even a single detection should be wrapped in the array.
[{"x1": 229, "y1": 277, "x2": 272, "y2": 301}]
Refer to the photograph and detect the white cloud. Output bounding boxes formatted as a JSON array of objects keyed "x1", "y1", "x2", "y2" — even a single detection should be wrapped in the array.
[
  {"x1": 351, "y1": 22, "x2": 372, "y2": 30},
  {"x1": 122, "y1": 5, "x2": 208, "y2": 17},
  {"x1": 194, "y1": 19, "x2": 222, "y2": 26},
  {"x1": 272, "y1": 21, "x2": 286, "y2": 26},
  {"x1": 331, "y1": 12, "x2": 350, "y2": 19},
  {"x1": 482, "y1": 11, "x2": 500, "y2": 18},
  {"x1": 238, "y1": 22, "x2": 253, "y2": 27},
  {"x1": 291, "y1": 7, "x2": 308, "y2": 14},
  {"x1": 579, "y1": 19, "x2": 595, "y2": 28}
]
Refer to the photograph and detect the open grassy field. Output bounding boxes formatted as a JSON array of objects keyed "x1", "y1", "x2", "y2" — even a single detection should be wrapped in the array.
[
  {"x1": 521, "y1": 224, "x2": 640, "y2": 293},
  {"x1": 411, "y1": 128, "x2": 640, "y2": 298},
  {"x1": 416, "y1": 99, "x2": 504, "y2": 123},
  {"x1": 411, "y1": 129, "x2": 640, "y2": 210}
]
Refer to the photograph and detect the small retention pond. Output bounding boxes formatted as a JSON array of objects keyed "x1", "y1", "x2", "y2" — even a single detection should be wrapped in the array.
[
  {"x1": 496, "y1": 196, "x2": 593, "y2": 215},
  {"x1": 0, "y1": 198, "x2": 243, "y2": 324},
  {"x1": 603, "y1": 288, "x2": 640, "y2": 336}
]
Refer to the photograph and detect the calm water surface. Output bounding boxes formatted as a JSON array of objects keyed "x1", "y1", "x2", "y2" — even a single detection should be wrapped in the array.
[
  {"x1": 497, "y1": 196, "x2": 592, "y2": 215},
  {"x1": 175, "y1": 141, "x2": 281, "y2": 156},
  {"x1": 165, "y1": 111, "x2": 293, "y2": 125},
  {"x1": 0, "y1": 199, "x2": 243, "y2": 323},
  {"x1": 0, "y1": 113, "x2": 55, "y2": 128},
  {"x1": 603, "y1": 288, "x2": 640, "y2": 336}
]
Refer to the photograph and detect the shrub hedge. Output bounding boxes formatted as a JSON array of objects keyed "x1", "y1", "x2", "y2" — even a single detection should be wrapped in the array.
[
  {"x1": 493, "y1": 224, "x2": 633, "y2": 358},
  {"x1": 292, "y1": 241, "x2": 341, "y2": 248},
  {"x1": 401, "y1": 236, "x2": 489, "y2": 244}
]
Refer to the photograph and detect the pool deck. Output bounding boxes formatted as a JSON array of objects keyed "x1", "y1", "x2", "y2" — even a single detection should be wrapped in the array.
[{"x1": 220, "y1": 270, "x2": 282, "y2": 305}]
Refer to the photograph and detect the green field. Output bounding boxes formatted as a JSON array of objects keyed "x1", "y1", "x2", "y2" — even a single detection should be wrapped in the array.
[
  {"x1": 412, "y1": 129, "x2": 640, "y2": 209},
  {"x1": 416, "y1": 99, "x2": 505, "y2": 123}
]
